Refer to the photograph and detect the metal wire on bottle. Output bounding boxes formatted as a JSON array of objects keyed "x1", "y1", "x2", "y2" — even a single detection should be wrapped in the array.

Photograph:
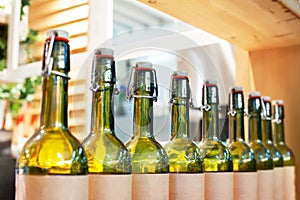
[
  {"x1": 126, "y1": 65, "x2": 158, "y2": 101},
  {"x1": 42, "y1": 31, "x2": 70, "y2": 79}
]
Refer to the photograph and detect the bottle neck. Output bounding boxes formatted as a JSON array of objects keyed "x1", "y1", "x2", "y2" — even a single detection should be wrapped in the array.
[
  {"x1": 202, "y1": 104, "x2": 219, "y2": 140},
  {"x1": 91, "y1": 85, "x2": 115, "y2": 134},
  {"x1": 171, "y1": 99, "x2": 189, "y2": 139},
  {"x1": 229, "y1": 110, "x2": 245, "y2": 141},
  {"x1": 40, "y1": 74, "x2": 68, "y2": 129},
  {"x1": 248, "y1": 112, "x2": 262, "y2": 141},
  {"x1": 262, "y1": 118, "x2": 273, "y2": 143},
  {"x1": 133, "y1": 97, "x2": 154, "y2": 138},
  {"x1": 273, "y1": 120, "x2": 285, "y2": 144}
]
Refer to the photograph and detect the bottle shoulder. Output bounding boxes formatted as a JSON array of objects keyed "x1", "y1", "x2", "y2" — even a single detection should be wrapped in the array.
[
  {"x1": 82, "y1": 132, "x2": 131, "y2": 174},
  {"x1": 250, "y1": 140, "x2": 269, "y2": 154},
  {"x1": 164, "y1": 138, "x2": 203, "y2": 173},
  {"x1": 125, "y1": 137, "x2": 169, "y2": 173},
  {"x1": 125, "y1": 136, "x2": 167, "y2": 155},
  {"x1": 227, "y1": 140, "x2": 257, "y2": 172},
  {"x1": 17, "y1": 128, "x2": 88, "y2": 175},
  {"x1": 164, "y1": 138, "x2": 198, "y2": 153},
  {"x1": 250, "y1": 140, "x2": 273, "y2": 170},
  {"x1": 228, "y1": 139, "x2": 253, "y2": 154},
  {"x1": 22, "y1": 127, "x2": 83, "y2": 150},
  {"x1": 198, "y1": 139, "x2": 233, "y2": 172},
  {"x1": 263, "y1": 142, "x2": 284, "y2": 167},
  {"x1": 275, "y1": 143, "x2": 295, "y2": 166},
  {"x1": 199, "y1": 138, "x2": 232, "y2": 158},
  {"x1": 83, "y1": 131, "x2": 129, "y2": 153}
]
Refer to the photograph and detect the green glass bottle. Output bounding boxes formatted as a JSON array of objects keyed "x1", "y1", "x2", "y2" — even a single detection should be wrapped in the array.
[
  {"x1": 272, "y1": 100, "x2": 295, "y2": 200},
  {"x1": 261, "y1": 96, "x2": 284, "y2": 200},
  {"x1": 82, "y1": 48, "x2": 132, "y2": 200},
  {"x1": 199, "y1": 80, "x2": 233, "y2": 200},
  {"x1": 247, "y1": 92, "x2": 273, "y2": 200},
  {"x1": 164, "y1": 71, "x2": 204, "y2": 200},
  {"x1": 16, "y1": 30, "x2": 88, "y2": 200},
  {"x1": 126, "y1": 62, "x2": 169, "y2": 200},
  {"x1": 226, "y1": 87, "x2": 257, "y2": 200}
]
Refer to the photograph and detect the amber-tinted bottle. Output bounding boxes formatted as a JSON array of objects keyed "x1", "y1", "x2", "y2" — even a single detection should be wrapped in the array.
[
  {"x1": 226, "y1": 87, "x2": 257, "y2": 200},
  {"x1": 126, "y1": 62, "x2": 169, "y2": 200},
  {"x1": 272, "y1": 100, "x2": 295, "y2": 200},
  {"x1": 16, "y1": 30, "x2": 88, "y2": 200},
  {"x1": 164, "y1": 71, "x2": 204, "y2": 200},
  {"x1": 199, "y1": 80, "x2": 233, "y2": 200},
  {"x1": 247, "y1": 92, "x2": 273, "y2": 200},
  {"x1": 261, "y1": 96, "x2": 283, "y2": 200},
  {"x1": 82, "y1": 48, "x2": 132, "y2": 200}
]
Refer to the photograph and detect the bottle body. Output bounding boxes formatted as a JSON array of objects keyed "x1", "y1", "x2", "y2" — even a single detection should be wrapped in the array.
[
  {"x1": 247, "y1": 92, "x2": 273, "y2": 200},
  {"x1": 125, "y1": 62, "x2": 169, "y2": 200},
  {"x1": 166, "y1": 138, "x2": 204, "y2": 200},
  {"x1": 274, "y1": 139, "x2": 295, "y2": 200},
  {"x1": 125, "y1": 97, "x2": 169, "y2": 174},
  {"x1": 248, "y1": 138, "x2": 273, "y2": 200},
  {"x1": 84, "y1": 131, "x2": 132, "y2": 200},
  {"x1": 16, "y1": 30, "x2": 88, "y2": 200},
  {"x1": 84, "y1": 130, "x2": 131, "y2": 174},
  {"x1": 227, "y1": 87, "x2": 257, "y2": 200},
  {"x1": 200, "y1": 139, "x2": 233, "y2": 171},
  {"x1": 199, "y1": 80, "x2": 233, "y2": 200},
  {"x1": 82, "y1": 49, "x2": 131, "y2": 200},
  {"x1": 17, "y1": 129, "x2": 88, "y2": 200},
  {"x1": 165, "y1": 138, "x2": 202, "y2": 172},
  {"x1": 272, "y1": 100, "x2": 295, "y2": 200},
  {"x1": 164, "y1": 72, "x2": 204, "y2": 200}
]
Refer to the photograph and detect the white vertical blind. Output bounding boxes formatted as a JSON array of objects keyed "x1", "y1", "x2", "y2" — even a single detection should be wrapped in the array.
[{"x1": 6, "y1": 0, "x2": 20, "y2": 70}]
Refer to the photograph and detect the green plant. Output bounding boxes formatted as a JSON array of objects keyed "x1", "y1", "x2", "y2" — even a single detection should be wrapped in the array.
[
  {"x1": 0, "y1": 76, "x2": 42, "y2": 117},
  {"x1": 20, "y1": 29, "x2": 39, "y2": 63},
  {"x1": 0, "y1": 0, "x2": 40, "y2": 117},
  {"x1": 21, "y1": 0, "x2": 30, "y2": 20}
]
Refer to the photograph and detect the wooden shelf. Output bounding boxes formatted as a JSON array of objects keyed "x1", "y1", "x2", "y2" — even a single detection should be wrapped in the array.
[
  {"x1": 139, "y1": 0, "x2": 300, "y2": 51},
  {"x1": 138, "y1": 1, "x2": 300, "y2": 196}
]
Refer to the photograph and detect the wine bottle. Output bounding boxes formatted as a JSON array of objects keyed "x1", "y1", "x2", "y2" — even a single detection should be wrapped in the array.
[
  {"x1": 82, "y1": 48, "x2": 132, "y2": 200},
  {"x1": 261, "y1": 96, "x2": 284, "y2": 200},
  {"x1": 272, "y1": 100, "x2": 295, "y2": 200},
  {"x1": 164, "y1": 71, "x2": 204, "y2": 200},
  {"x1": 199, "y1": 80, "x2": 233, "y2": 200},
  {"x1": 226, "y1": 87, "x2": 257, "y2": 200},
  {"x1": 247, "y1": 92, "x2": 273, "y2": 200},
  {"x1": 16, "y1": 30, "x2": 88, "y2": 200},
  {"x1": 126, "y1": 62, "x2": 169, "y2": 200}
]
